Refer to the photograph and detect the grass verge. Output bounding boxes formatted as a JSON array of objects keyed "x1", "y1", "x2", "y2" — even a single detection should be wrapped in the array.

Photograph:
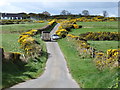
[
  {"x1": 2, "y1": 34, "x2": 48, "y2": 89},
  {"x1": 58, "y1": 21, "x2": 118, "y2": 88},
  {"x1": 2, "y1": 22, "x2": 48, "y2": 89},
  {"x1": 58, "y1": 38, "x2": 118, "y2": 88}
]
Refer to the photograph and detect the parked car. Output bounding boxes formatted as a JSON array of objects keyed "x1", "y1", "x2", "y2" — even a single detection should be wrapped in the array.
[{"x1": 51, "y1": 34, "x2": 60, "y2": 40}]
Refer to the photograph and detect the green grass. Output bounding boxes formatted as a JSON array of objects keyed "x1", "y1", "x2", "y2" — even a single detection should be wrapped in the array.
[
  {"x1": 88, "y1": 41, "x2": 119, "y2": 53},
  {"x1": 1, "y1": 22, "x2": 48, "y2": 52},
  {"x1": 58, "y1": 21, "x2": 118, "y2": 88},
  {"x1": 58, "y1": 38, "x2": 118, "y2": 88},
  {"x1": 70, "y1": 21, "x2": 118, "y2": 35},
  {"x1": 2, "y1": 34, "x2": 48, "y2": 89},
  {"x1": 69, "y1": 21, "x2": 119, "y2": 53},
  {"x1": 77, "y1": 21, "x2": 118, "y2": 29},
  {"x1": 1, "y1": 33, "x2": 22, "y2": 52},
  {"x1": 2, "y1": 22, "x2": 48, "y2": 89},
  {"x1": 1, "y1": 22, "x2": 48, "y2": 33}
]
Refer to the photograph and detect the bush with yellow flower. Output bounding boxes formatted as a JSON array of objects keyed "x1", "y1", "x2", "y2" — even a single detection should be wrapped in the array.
[{"x1": 18, "y1": 29, "x2": 42, "y2": 61}]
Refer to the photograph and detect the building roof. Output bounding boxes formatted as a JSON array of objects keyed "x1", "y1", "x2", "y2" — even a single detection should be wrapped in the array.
[{"x1": 1, "y1": 13, "x2": 23, "y2": 17}]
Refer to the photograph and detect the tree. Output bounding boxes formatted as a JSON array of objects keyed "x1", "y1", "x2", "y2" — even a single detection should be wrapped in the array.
[
  {"x1": 42, "y1": 11, "x2": 51, "y2": 16},
  {"x1": 28, "y1": 13, "x2": 39, "y2": 20},
  {"x1": 82, "y1": 10, "x2": 89, "y2": 16},
  {"x1": 79, "y1": 13, "x2": 82, "y2": 16},
  {"x1": 103, "y1": 11, "x2": 108, "y2": 17},
  {"x1": 19, "y1": 12, "x2": 30, "y2": 19},
  {"x1": 60, "y1": 10, "x2": 71, "y2": 15}
]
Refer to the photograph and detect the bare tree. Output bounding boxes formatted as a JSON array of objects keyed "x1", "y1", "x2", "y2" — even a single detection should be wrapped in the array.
[
  {"x1": 82, "y1": 10, "x2": 89, "y2": 16},
  {"x1": 60, "y1": 10, "x2": 71, "y2": 15},
  {"x1": 103, "y1": 11, "x2": 108, "y2": 17}
]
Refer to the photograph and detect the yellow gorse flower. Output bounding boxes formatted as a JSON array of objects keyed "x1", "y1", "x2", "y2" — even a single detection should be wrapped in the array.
[
  {"x1": 73, "y1": 24, "x2": 79, "y2": 29},
  {"x1": 48, "y1": 20, "x2": 56, "y2": 25}
]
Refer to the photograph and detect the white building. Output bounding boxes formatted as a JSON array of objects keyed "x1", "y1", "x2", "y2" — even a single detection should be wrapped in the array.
[{"x1": 0, "y1": 13, "x2": 24, "y2": 20}]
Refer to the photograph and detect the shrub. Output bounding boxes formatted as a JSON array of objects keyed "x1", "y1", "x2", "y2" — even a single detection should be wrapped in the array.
[
  {"x1": 18, "y1": 29, "x2": 42, "y2": 61},
  {"x1": 56, "y1": 29, "x2": 68, "y2": 38},
  {"x1": 79, "y1": 32, "x2": 120, "y2": 41},
  {"x1": 0, "y1": 19, "x2": 33, "y2": 25},
  {"x1": 34, "y1": 20, "x2": 45, "y2": 23},
  {"x1": 67, "y1": 34, "x2": 119, "y2": 70},
  {"x1": 73, "y1": 24, "x2": 79, "y2": 29},
  {"x1": 48, "y1": 20, "x2": 56, "y2": 25}
]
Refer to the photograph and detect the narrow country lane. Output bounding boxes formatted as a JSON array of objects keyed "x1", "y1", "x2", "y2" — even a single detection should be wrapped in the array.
[{"x1": 10, "y1": 24, "x2": 79, "y2": 88}]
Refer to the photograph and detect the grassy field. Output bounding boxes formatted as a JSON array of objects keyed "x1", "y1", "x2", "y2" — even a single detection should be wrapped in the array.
[
  {"x1": 69, "y1": 21, "x2": 119, "y2": 52},
  {"x1": 88, "y1": 41, "x2": 119, "y2": 53},
  {"x1": 70, "y1": 21, "x2": 118, "y2": 35},
  {"x1": 58, "y1": 21, "x2": 118, "y2": 88},
  {"x1": 1, "y1": 33, "x2": 22, "y2": 52},
  {"x1": 1, "y1": 22, "x2": 47, "y2": 52},
  {"x1": 2, "y1": 22, "x2": 48, "y2": 88},
  {"x1": 1, "y1": 22, "x2": 48, "y2": 33}
]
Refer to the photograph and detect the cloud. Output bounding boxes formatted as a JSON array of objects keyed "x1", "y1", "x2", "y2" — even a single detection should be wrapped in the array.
[
  {"x1": 0, "y1": 1, "x2": 10, "y2": 6},
  {"x1": 109, "y1": 14, "x2": 117, "y2": 17},
  {"x1": 1, "y1": 0, "x2": 119, "y2": 2},
  {"x1": 0, "y1": 1, "x2": 118, "y2": 17},
  {"x1": 0, "y1": 2, "x2": 27, "y2": 13}
]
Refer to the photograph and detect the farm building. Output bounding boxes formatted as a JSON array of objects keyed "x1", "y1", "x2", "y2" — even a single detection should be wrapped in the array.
[{"x1": 0, "y1": 13, "x2": 25, "y2": 20}]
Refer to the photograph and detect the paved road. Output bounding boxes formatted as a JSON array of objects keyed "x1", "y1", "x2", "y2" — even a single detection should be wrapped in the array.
[{"x1": 11, "y1": 24, "x2": 79, "y2": 88}]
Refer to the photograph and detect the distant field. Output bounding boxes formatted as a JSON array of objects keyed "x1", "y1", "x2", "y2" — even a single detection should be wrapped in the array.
[
  {"x1": 77, "y1": 21, "x2": 118, "y2": 29},
  {"x1": 1, "y1": 22, "x2": 48, "y2": 52},
  {"x1": 1, "y1": 22, "x2": 48, "y2": 33},
  {"x1": 88, "y1": 41, "x2": 119, "y2": 53},
  {"x1": 69, "y1": 21, "x2": 119, "y2": 52},
  {"x1": 70, "y1": 21, "x2": 118, "y2": 35}
]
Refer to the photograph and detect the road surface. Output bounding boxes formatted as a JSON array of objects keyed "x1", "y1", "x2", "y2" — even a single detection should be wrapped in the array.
[{"x1": 11, "y1": 24, "x2": 79, "y2": 88}]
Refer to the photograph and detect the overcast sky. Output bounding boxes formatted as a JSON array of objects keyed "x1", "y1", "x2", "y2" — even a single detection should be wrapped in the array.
[{"x1": 0, "y1": 0, "x2": 119, "y2": 17}]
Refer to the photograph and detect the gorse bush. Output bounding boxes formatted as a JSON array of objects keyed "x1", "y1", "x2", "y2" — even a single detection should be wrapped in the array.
[
  {"x1": 71, "y1": 17, "x2": 117, "y2": 22},
  {"x1": 18, "y1": 29, "x2": 42, "y2": 61},
  {"x1": 0, "y1": 19, "x2": 33, "y2": 25},
  {"x1": 67, "y1": 34, "x2": 79, "y2": 38},
  {"x1": 66, "y1": 34, "x2": 119, "y2": 70},
  {"x1": 48, "y1": 19, "x2": 56, "y2": 25},
  {"x1": 55, "y1": 20, "x2": 82, "y2": 38},
  {"x1": 79, "y1": 32, "x2": 120, "y2": 41},
  {"x1": 94, "y1": 48, "x2": 119, "y2": 71},
  {"x1": 34, "y1": 20, "x2": 45, "y2": 23},
  {"x1": 17, "y1": 20, "x2": 56, "y2": 61}
]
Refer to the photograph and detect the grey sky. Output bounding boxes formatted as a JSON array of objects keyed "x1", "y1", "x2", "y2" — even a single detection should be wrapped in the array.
[{"x1": 0, "y1": 1, "x2": 118, "y2": 17}]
